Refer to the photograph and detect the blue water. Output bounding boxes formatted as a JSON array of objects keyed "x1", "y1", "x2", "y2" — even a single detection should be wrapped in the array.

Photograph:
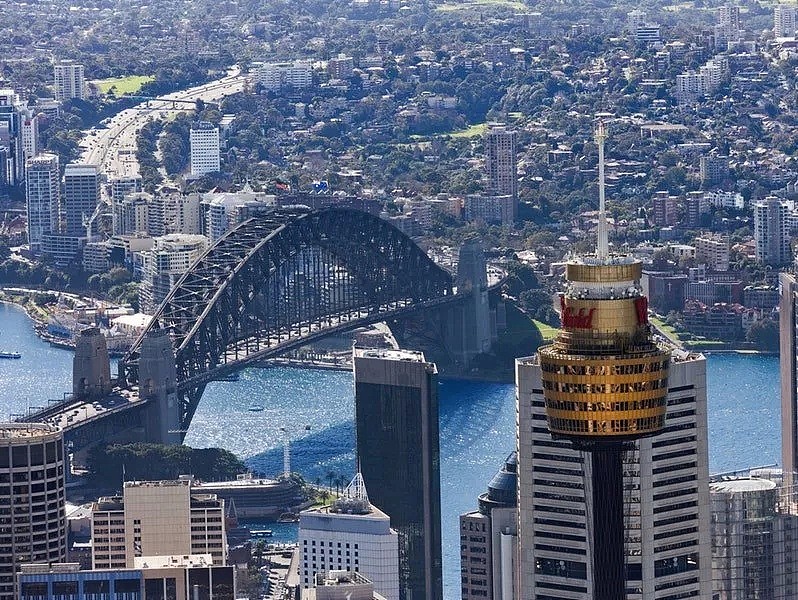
[{"x1": 0, "y1": 301, "x2": 784, "y2": 598}]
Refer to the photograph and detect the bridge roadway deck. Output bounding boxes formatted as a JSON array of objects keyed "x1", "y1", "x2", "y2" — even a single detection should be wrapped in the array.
[{"x1": 22, "y1": 387, "x2": 150, "y2": 432}]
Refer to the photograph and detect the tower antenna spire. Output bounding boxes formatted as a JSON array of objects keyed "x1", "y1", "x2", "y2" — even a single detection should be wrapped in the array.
[{"x1": 595, "y1": 119, "x2": 609, "y2": 260}]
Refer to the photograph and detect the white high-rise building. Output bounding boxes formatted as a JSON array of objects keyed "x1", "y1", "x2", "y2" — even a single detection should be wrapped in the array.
[
  {"x1": 20, "y1": 112, "x2": 38, "y2": 160},
  {"x1": 53, "y1": 62, "x2": 85, "y2": 102},
  {"x1": 190, "y1": 121, "x2": 221, "y2": 176},
  {"x1": 25, "y1": 153, "x2": 60, "y2": 252},
  {"x1": 516, "y1": 351, "x2": 712, "y2": 599},
  {"x1": 299, "y1": 474, "x2": 399, "y2": 600},
  {"x1": 138, "y1": 234, "x2": 209, "y2": 313},
  {"x1": 201, "y1": 190, "x2": 276, "y2": 243},
  {"x1": 256, "y1": 61, "x2": 313, "y2": 91},
  {"x1": 775, "y1": 4, "x2": 796, "y2": 37},
  {"x1": 754, "y1": 197, "x2": 792, "y2": 266}
]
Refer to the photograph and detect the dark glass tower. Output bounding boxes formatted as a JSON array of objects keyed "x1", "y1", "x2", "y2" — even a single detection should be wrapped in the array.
[{"x1": 353, "y1": 348, "x2": 443, "y2": 600}]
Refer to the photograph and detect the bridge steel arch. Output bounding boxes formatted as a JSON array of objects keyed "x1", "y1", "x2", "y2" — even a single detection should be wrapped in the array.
[{"x1": 121, "y1": 208, "x2": 454, "y2": 431}]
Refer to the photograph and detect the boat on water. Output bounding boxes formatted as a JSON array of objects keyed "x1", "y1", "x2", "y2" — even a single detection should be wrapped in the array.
[
  {"x1": 0, "y1": 352, "x2": 21, "y2": 359},
  {"x1": 248, "y1": 405, "x2": 264, "y2": 412},
  {"x1": 277, "y1": 512, "x2": 299, "y2": 523},
  {"x1": 250, "y1": 529, "x2": 273, "y2": 537}
]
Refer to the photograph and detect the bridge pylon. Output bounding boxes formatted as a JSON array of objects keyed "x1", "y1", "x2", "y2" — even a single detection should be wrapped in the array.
[
  {"x1": 137, "y1": 329, "x2": 182, "y2": 445},
  {"x1": 73, "y1": 327, "x2": 112, "y2": 400}
]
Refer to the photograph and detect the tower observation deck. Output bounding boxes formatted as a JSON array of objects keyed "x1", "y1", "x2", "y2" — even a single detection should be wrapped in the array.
[{"x1": 537, "y1": 122, "x2": 671, "y2": 599}]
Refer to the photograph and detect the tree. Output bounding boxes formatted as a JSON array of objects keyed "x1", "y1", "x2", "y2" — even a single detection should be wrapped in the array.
[{"x1": 746, "y1": 318, "x2": 779, "y2": 353}]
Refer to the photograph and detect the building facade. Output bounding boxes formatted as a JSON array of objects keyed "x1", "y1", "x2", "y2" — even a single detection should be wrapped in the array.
[
  {"x1": 353, "y1": 349, "x2": 443, "y2": 600},
  {"x1": 459, "y1": 452, "x2": 517, "y2": 600},
  {"x1": 91, "y1": 479, "x2": 226, "y2": 569},
  {"x1": 775, "y1": 4, "x2": 796, "y2": 37},
  {"x1": 0, "y1": 424, "x2": 67, "y2": 600},
  {"x1": 710, "y1": 476, "x2": 798, "y2": 600},
  {"x1": 516, "y1": 351, "x2": 712, "y2": 599},
  {"x1": 137, "y1": 234, "x2": 209, "y2": 313},
  {"x1": 485, "y1": 125, "x2": 518, "y2": 202},
  {"x1": 63, "y1": 163, "x2": 101, "y2": 236},
  {"x1": 190, "y1": 122, "x2": 221, "y2": 176},
  {"x1": 25, "y1": 153, "x2": 60, "y2": 252},
  {"x1": 54, "y1": 62, "x2": 85, "y2": 102},
  {"x1": 299, "y1": 474, "x2": 399, "y2": 600},
  {"x1": 18, "y1": 555, "x2": 235, "y2": 600},
  {"x1": 754, "y1": 197, "x2": 792, "y2": 266}
]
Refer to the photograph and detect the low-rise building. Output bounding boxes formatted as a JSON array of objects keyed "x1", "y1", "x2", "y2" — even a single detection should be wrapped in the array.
[{"x1": 17, "y1": 555, "x2": 235, "y2": 600}]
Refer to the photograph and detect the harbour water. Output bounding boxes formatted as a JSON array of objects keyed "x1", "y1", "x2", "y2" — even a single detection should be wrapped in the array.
[{"x1": 0, "y1": 301, "x2": 783, "y2": 597}]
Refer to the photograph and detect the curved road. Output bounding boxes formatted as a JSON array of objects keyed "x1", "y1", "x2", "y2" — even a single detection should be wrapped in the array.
[{"x1": 80, "y1": 66, "x2": 246, "y2": 179}]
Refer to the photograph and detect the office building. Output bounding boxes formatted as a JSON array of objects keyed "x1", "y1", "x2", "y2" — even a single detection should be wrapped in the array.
[
  {"x1": 353, "y1": 348, "x2": 443, "y2": 600},
  {"x1": 459, "y1": 452, "x2": 517, "y2": 600},
  {"x1": 781, "y1": 273, "x2": 798, "y2": 492},
  {"x1": 190, "y1": 122, "x2": 221, "y2": 176},
  {"x1": 710, "y1": 475, "x2": 798, "y2": 599},
  {"x1": 517, "y1": 347, "x2": 712, "y2": 599},
  {"x1": 299, "y1": 473, "x2": 399, "y2": 600},
  {"x1": 0, "y1": 423, "x2": 67, "y2": 600},
  {"x1": 137, "y1": 234, "x2": 209, "y2": 313},
  {"x1": 18, "y1": 555, "x2": 235, "y2": 600},
  {"x1": 91, "y1": 479, "x2": 226, "y2": 569},
  {"x1": 63, "y1": 163, "x2": 101, "y2": 236},
  {"x1": 484, "y1": 125, "x2": 518, "y2": 201},
  {"x1": 25, "y1": 153, "x2": 60, "y2": 252},
  {"x1": 54, "y1": 62, "x2": 85, "y2": 102},
  {"x1": 754, "y1": 197, "x2": 791, "y2": 266},
  {"x1": 775, "y1": 4, "x2": 796, "y2": 37}
]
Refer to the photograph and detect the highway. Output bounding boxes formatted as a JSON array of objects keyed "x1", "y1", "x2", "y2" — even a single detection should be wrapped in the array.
[{"x1": 80, "y1": 66, "x2": 246, "y2": 179}]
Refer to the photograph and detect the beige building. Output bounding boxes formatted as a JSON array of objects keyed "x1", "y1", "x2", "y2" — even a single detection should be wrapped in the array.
[
  {"x1": 91, "y1": 479, "x2": 226, "y2": 569},
  {"x1": 695, "y1": 234, "x2": 730, "y2": 271}
]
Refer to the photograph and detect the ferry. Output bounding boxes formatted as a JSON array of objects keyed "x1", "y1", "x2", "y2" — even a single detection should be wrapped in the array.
[
  {"x1": 0, "y1": 352, "x2": 21, "y2": 359},
  {"x1": 250, "y1": 529, "x2": 273, "y2": 538},
  {"x1": 248, "y1": 405, "x2": 264, "y2": 412}
]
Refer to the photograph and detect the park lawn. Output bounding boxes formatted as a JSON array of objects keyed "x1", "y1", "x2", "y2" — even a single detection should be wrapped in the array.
[
  {"x1": 94, "y1": 75, "x2": 154, "y2": 96},
  {"x1": 446, "y1": 123, "x2": 488, "y2": 139},
  {"x1": 650, "y1": 315, "x2": 682, "y2": 344},
  {"x1": 532, "y1": 319, "x2": 559, "y2": 342}
]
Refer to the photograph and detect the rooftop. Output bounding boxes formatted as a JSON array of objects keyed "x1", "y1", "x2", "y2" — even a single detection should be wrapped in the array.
[
  {"x1": 353, "y1": 348, "x2": 426, "y2": 362},
  {"x1": 134, "y1": 554, "x2": 214, "y2": 569},
  {"x1": 710, "y1": 478, "x2": 777, "y2": 494}
]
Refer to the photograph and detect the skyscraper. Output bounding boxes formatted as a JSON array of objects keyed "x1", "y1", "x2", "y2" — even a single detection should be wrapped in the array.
[
  {"x1": 459, "y1": 452, "x2": 518, "y2": 600},
  {"x1": 0, "y1": 423, "x2": 67, "y2": 600},
  {"x1": 485, "y1": 125, "x2": 518, "y2": 203},
  {"x1": 190, "y1": 121, "x2": 221, "y2": 176},
  {"x1": 775, "y1": 3, "x2": 796, "y2": 37},
  {"x1": 299, "y1": 473, "x2": 400, "y2": 600},
  {"x1": 754, "y1": 197, "x2": 791, "y2": 266},
  {"x1": 25, "y1": 153, "x2": 60, "y2": 252},
  {"x1": 53, "y1": 61, "x2": 85, "y2": 102},
  {"x1": 353, "y1": 348, "x2": 443, "y2": 600},
  {"x1": 516, "y1": 123, "x2": 711, "y2": 599},
  {"x1": 62, "y1": 163, "x2": 101, "y2": 236},
  {"x1": 780, "y1": 272, "x2": 798, "y2": 491}
]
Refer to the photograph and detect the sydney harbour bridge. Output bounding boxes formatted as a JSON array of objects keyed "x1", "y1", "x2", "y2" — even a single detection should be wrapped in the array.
[{"x1": 21, "y1": 207, "x2": 502, "y2": 452}]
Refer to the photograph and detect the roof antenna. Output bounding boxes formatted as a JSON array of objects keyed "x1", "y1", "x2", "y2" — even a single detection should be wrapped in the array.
[{"x1": 595, "y1": 119, "x2": 609, "y2": 260}]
